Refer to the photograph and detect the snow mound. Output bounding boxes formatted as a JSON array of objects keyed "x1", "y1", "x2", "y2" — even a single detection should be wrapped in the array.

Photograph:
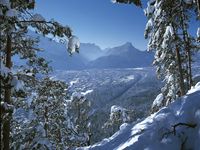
[{"x1": 77, "y1": 82, "x2": 200, "y2": 150}]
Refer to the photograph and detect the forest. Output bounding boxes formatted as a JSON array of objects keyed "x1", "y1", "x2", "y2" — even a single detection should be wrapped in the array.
[{"x1": 0, "y1": 0, "x2": 200, "y2": 149}]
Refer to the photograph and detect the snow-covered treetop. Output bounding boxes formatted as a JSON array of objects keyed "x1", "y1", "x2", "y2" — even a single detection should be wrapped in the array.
[
  {"x1": 110, "y1": 105, "x2": 124, "y2": 114},
  {"x1": 110, "y1": 105, "x2": 130, "y2": 122}
]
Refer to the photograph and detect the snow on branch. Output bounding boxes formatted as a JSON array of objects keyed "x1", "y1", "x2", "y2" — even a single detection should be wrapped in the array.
[
  {"x1": 67, "y1": 36, "x2": 80, "y2": 55},
  {"x1": 111, "y1": 0, "x2": 142, "y2": 7}
]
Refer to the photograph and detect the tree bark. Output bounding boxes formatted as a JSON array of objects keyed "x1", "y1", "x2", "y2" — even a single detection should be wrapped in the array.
[
  {"x1": 176, "y1": 46, "x2": 185, "y2": 96},
  {"x1": 187, "y1": 45, "x2": 192, "y2": 88},
  {"x1": 197, "y1": 0, "x2": 200, "y2": 19},
  {"x1": 3, "y1": 34, "x2": 12, "y2": 150},
  {"x1": 44, "y1": 106, "x2": 48, "y2": 138},
  {"x1": 180, "y1": 1, "x2": 193, "y2": 89}
]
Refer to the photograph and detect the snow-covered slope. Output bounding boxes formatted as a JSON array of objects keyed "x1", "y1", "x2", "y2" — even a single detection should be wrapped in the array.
[{"x1": 78, "y1": 82, "x2": 200, "y2": 150}]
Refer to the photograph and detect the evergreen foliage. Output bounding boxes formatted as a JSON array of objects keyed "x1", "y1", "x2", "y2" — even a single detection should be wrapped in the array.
[{"x1": 0, "y1": 0, "x2": 79, "y2": 149}]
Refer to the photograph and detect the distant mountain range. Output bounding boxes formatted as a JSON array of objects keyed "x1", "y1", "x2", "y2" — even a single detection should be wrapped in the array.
[
  {"x1": 31, "y1": 33, "x2": 154, "y2": 70},
  {"x1": 87, "y1": 42, "x2": 154, "y2": 69},
  {"x1": 13, "y1": 32, "x2": 200, "y2": 71}
]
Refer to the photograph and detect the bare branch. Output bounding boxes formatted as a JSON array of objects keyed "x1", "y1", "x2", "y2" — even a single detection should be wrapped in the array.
[{"x1": 172, "y1": 122, "x2": 196, "y2": 135}]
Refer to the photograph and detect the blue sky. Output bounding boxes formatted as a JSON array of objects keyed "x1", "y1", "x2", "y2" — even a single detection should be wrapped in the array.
[
  {"x1": 35, "y1": 0, "x2": 199, "y2": 50},
  {"x1": 35, "y1": 0, "x2": 148, "y2": 50}
]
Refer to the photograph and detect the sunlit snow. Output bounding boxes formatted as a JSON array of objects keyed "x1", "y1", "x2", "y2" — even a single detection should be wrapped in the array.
[{"x1": 77, "y1": 82, "x2": 200, "y2": 150}]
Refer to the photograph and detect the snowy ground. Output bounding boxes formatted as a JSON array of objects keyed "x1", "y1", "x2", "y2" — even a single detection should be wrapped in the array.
[{"x1": 77, "y1": 82, "x2": 200, "y2": 150}]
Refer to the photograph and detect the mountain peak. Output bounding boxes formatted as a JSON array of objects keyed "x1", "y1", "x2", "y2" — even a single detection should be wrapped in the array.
[
  {"x1": 105, "y1": 42, "x2": 140, "y2": 56},
  {"x1": 122, "y1": 42, "x2": 133, "y2": 48}
]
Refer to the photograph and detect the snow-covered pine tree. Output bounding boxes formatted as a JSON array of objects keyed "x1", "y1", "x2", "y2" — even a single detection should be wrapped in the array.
[
  {"x1": 102, "y1": 105, "x2": 132, "y2": 136},
  {"x1": 179, "y1": 0, "x2": 199, "y2": 89},
  {"x1": 112, "y1": 0, "x2": 199, "y2": 111},
  {"x1": 67, "y1": 93, "x2": 92, "y2": 147},
  {"x1": 0, "y1": 0, "x2": 79, "y2": 149},
  {"x1": 10, "y1": 77, "x2": 70, "y2": 149},
  {"x1": 144, "y1": 0, "x2": 183, "y2": 104},
  {"x1": 29, "y1": 77, "x2": 69, "y2": 149},
  {"x1": 144, "y1": 0, "x2": 199, "y2": 109}
]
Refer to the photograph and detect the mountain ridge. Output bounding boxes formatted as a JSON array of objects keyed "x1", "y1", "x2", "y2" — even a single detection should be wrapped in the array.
[
  {"x1": 26, "y1": 32, "x2": 154, "y2": 70},
  {"x1": 87, "y1": 42, "x2": 154, "y2": 69}
]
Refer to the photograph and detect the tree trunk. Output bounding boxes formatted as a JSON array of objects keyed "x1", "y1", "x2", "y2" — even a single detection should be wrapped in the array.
[
  {"x1": 44, "y1": 106, "x2": 48, "y2": 138},
  {"x1": 3, "y1": 34, "x2": 12, "y2": 150},
  {"x1": 180, "y1": 2, "x2": 193, "y2": 89},
  {"x1": 0, "y1": 48, "x2": 2, "y2": 149},
  {"x1": 197, "y1": 0, "x2": 200, "y2": 19},
  {"x1": 58, "y1": 129, "x2": 62, "y2": 143},
  {"x1": 187, "y1": 44, "x2": 192, "y2": 88},
  {"x1": 87, "y1": 130, "x2": 92, "y2": 146},
  {"x1": 176, "y1": 46, "x2": 185, "y2": 96}
]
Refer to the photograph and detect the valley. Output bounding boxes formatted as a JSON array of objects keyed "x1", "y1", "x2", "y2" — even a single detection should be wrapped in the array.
[{"x1": 51, "y1": 67, "x2": 162, "y2": 143}]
